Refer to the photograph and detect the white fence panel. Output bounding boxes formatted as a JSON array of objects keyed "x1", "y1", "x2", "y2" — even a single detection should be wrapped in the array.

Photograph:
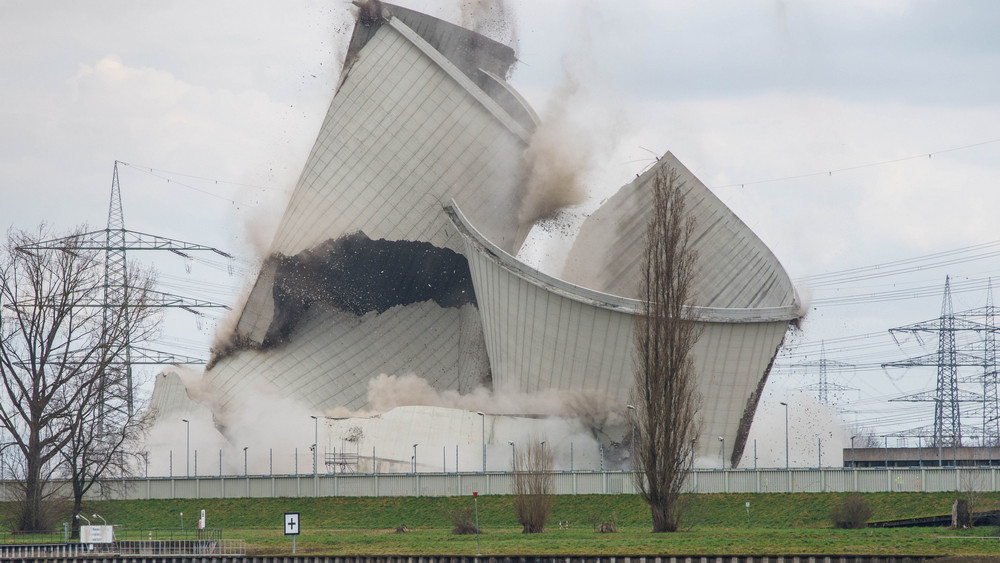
[{"x1": 12, "y1": 467, "x2": 1000, "y2": 501}]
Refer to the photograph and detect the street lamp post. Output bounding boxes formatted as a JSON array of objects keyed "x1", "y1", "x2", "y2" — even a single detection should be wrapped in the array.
[
  {"x1": 718, "y1": 436, "x2": 725, "y2": 470},
  {"x1": 476, "y1": 411, "x2": 485, "y2": 472},
  {"x1": 850, "y1": 435, "x2": 857, "y2": 468},
  {"x1": 626, "y1": 404, "x2": 636, "y2": 470},
  {"x1": 413, "y1": 443, "x2": 418, "y2": 473},
  {"x1": 182, "y1": 419, "x2": 190, "y2": 477},
  {"x1": 243, "y1": 446, "x2": 248, "y2": 476},
  {"x1": 779, "y1": 402, "x2": 789, "y2": 470},
  {"x1": 310, "y1": 415, "x2": 318, "y2": 476},
  {"x1": 508, "y1": 441, "x2": 515, "y2": 471}
]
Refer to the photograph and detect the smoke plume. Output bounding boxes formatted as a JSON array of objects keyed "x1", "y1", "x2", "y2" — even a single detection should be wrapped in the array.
[
  {"x1": 323, "y1": 372, "x2": 624, "y2": 428},
  {"x1": 518, "y1": 50, "x2": 626, "y2": 226}
]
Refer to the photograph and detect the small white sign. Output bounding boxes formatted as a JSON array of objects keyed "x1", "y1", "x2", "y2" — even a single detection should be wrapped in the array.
[
  {"x1": 284, "y1": 512, "x2": 300, "y2": 536},
  {"x1": 80, "y1": 525, "x2": 114, "y2": 543}
]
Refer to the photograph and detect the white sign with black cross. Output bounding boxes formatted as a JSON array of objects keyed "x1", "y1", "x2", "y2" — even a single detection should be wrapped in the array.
[{"x1": 284, "y1": 512, "x2": 300, "y2": 553}]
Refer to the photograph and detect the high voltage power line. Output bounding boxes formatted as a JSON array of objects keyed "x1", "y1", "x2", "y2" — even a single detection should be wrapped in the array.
[{"x1": 711, "y1": 137, "x2": 1000, "y2": 190}]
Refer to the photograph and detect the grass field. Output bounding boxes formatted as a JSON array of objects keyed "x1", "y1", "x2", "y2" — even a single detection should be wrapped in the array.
[{"x1": 6, "y1": 492, "x2": 1000, "y2": 556}]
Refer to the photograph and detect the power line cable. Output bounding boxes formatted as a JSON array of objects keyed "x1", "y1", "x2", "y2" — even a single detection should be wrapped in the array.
[{"x1": 711, "y1": 137, "x2": 1000, "y2": 189}]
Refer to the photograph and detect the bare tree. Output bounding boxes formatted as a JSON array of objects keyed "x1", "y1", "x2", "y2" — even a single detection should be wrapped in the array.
[
  {"x1": 62, "y1": 362, "x2": 151, "y2": 539},
  {"x1": 512, "y1": 440, "x2": 554, "y2": 533},
  {"x1": 0, "y1": 225, "x2": 155, "y2": 531},
  {"x1": 628, "y1": 167, "x2": 702, "y2": 533}
]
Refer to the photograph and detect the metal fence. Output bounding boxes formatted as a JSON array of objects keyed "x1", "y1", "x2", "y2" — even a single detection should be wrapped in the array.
[
  {"x1": 2, "y1": 467, "x2": 996, "y2": 501},
  {"x1": 114, "y1": 539, "x2": 245, "y2": 556}
]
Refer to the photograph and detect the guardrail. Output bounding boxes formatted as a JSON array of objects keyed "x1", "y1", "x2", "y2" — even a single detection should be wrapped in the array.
[{"x1": 1, "y1": 467, "x2": 996, "y2": 501}]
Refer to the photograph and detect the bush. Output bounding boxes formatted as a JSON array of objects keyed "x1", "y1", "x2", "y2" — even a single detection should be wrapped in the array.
[
  {"x1": 831, "y1": 493, "x2": 872, "y2": 529},
  {"x1": 447, "y1": 507, "x2": 478, "y2": 535},
  {"x1": 588, "y1": 511, "x2": 619, "y2": 533},
  {"x1": 513, "y1": 442, "x2": 554, "y2": 534}
]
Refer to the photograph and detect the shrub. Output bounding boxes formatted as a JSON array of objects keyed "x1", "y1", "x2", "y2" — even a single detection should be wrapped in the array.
[
  {"x1": 831, "y1": 493, "x2": 872, "y2": 529},
  {"x1": 513, "y1": 442, "x2": 554, "y2": 534},
  {"x1": 588, "y1": 511, "x2": 619, "y2": 533},
  {"x1": 447, "y1": 507, "x2": 478, "y2": 535}
]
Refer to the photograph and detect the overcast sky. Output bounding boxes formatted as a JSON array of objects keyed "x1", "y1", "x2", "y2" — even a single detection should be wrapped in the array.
[{"x1": 2, "y1": 0, "x2": 999, "y2": 442}]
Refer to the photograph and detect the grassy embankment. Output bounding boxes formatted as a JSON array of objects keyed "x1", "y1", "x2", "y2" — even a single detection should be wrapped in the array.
[{"x1": 6, "y1": 492, "x2": 1000, "y2": 556}]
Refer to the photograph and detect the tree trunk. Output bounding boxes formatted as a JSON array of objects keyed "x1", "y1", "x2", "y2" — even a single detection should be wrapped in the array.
[
  {"x1": 650, "y1": 503, "x2": 678, "y2": 533},
  {"x1": 21, "y1": 432, "x2": 44, "y2": 531},
  {"x1": 71, "y1": 495, "x2": 83, "y2": 539}
]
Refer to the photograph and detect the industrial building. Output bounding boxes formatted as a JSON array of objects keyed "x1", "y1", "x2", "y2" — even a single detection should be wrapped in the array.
[{"x1": 148, "y1": 2, "x2": 800, "y2": 471}]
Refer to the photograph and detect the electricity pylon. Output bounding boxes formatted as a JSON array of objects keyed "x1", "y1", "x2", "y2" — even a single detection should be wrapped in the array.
[
  {"x1": 794, "y1": 341, "x2": 858, "y2": 405},
  {"x1": 954, "y1": 279, "x2": 1000, "y2": 444},
  {"x1": 17, "y1": 161, "x2": 232, "y2": 413},
  {"x1": 883, "y1": 276, "x2": 987, "y2": 446}
]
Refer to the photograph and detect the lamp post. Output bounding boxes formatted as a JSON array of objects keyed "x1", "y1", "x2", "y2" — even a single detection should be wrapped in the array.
[
  {"x1": 243, "y1": 446, "x2": 248, "y2": 476},
  {"x1": 413, "y1": 443, "x2": 418, "y2": 473},
  {"x1": 850, "y1": 435, "x2": 857, "y2": 468},
  {"x1": 310, "y1": 415, "x2": 318, "y2": 476},
  {"x1": 476, "y1": 411, "x2": 485, "y2": 472},
  {"x1": 508, "y1": 441, "x2": 515, "y2": 471},
  {"x1": 182, "y1": 419, "x2": 190, "y2": 477},
  {"x1": 626, "y1": 404, "x2": 636, "y2": 470},
  {"x1": 718, "y1": 436, "x2": 725, "y2": 470},
  {"x1": 779, "y1": 402, "x2": 789, "y2": 469}
]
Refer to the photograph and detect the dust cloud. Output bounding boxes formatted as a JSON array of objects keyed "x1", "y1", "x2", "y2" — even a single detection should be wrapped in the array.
[
  {"x1": 735, "y1": 391, "x2": 850, "y2": 469},
  {"x1": 347, "y1": 373, "x2": 624, "y2": 425},
  {"x1": 141, "y1": 370, "x2": 630, "y2": 476},
  {"x1": 517, "y1": 40, "x2": 627, "y2": 227}
]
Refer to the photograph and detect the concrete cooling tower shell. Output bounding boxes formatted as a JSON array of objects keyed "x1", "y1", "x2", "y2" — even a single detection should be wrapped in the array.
[
  {"x1": 448, "y1": 186, "x2": 798, "y2": 464},
  {"x1": 203, "y1": 4, "x2": 536, "y2": 414},
  {"x1": 562, "y1": 152, "x2": 798, "y2": 310},
  {"x1": 163, "y1": 3, "x2": 802, "y2": 468}
]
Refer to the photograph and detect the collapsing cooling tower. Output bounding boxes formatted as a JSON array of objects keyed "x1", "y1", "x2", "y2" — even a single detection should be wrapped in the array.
[{"x1": 169, "y1": 2, "x2": 799, "y2": 466}]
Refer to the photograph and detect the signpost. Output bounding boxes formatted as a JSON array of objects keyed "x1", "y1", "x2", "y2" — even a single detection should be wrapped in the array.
[
  {"x1": 284, "y1": 512, "x2": 300, "y2": 554},
  {"x1": 472, "y1": 491, "x2": 480, "y2": 556}
]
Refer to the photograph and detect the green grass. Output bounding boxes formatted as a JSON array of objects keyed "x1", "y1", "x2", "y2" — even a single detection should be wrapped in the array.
[{"x1": 6, "y1": 492, "x2": 1000, "y2": 556}]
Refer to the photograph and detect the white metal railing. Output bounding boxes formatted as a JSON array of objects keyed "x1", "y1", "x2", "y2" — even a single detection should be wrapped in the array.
[
  {"x1": 0, "y1": 540, "x2": 245, "y2": 557},
  {"x1": 114, "y1": 539, "x2": 245, "y2": 556}
]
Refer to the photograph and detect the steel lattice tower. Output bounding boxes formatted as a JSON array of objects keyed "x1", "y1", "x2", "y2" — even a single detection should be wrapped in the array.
[
  {"x1": 884, "y1": 276, "x2": 986, "y2": 446},
  {"x1": 794, "y1": 341, "x2": 857, "y2": 405},
  {"x1": 984, "y1": 281, "x2": 999, "y2": 444},
  {"x1": 935, "y1": 276, "x2": 961, "y2": 444},
  {"x1": 104, "y1": 163, "x2": 133, "y2": 410},
  {"x1": 961, "y1": 279, "x2": 1000, "y2": 444},
  {"x1": 18, "y1": 161, "x2": 233, "y2": 413}
]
